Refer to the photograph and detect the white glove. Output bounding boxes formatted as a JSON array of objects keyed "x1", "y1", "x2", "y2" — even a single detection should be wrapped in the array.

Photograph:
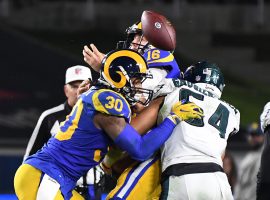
[
  {"x1": 76, "y1": 165, "x2": 105, "y2": 186},
  {"x1": 260, "y1": 102, "x2": 270, "y2": 132}
]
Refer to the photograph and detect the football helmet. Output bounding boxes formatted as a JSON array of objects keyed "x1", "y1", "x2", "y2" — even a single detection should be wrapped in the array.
[
  {"x1": 183, "y1": 61, "x2": 225, "y2": 98},
  {"x1": 99, "y1": 49, "x2": 153, "y2": 106},
  {"x1": 116, "y1": 21, "x2": 151, "y2": 54}
]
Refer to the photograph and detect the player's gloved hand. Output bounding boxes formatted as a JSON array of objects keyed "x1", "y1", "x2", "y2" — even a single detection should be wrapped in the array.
[
  {"x1": 100, "y1": 161, "x2": 112, "y2": 176},
  {"x1": 76, "y1": 165, "x2": 105, "y2": 186},
  {"x1": 167, "y1": 100, "x2": 204, "y2": 125}
]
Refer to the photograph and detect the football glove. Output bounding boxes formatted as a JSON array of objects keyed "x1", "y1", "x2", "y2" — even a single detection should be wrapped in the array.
[
  {"x1": 100, "y1": 161, "x2": 112, "y2": 176},
  {"x1": 99, "y1": 146, "x2": 126, "y2": 176},
  {"x1": 167, "y1": 100, "x2": 204, "y2": 125},
  {"x1": 76, "y1": 165, "x2": 105, "y2": 186}
]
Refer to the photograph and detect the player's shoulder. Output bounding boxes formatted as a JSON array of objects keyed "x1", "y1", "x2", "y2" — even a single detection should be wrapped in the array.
[
  {"x1": 220, "y1": 100, "x2": 239, "y2": 113},
  {"x1": 83, "y1": 88, "x2": 131, "y2": 122},
  {"x1": 143, "y1": 47, "x2": 174, "y2": 65},
  {"x1": 263, "y1": 102, "x2": 270, "y2": 111}
]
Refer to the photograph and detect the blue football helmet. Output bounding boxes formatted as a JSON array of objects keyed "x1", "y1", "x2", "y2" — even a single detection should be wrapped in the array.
[
  {"x1": 116, "y1": 21, "x2": 151, "y2": 54},
  {"x1": 99, "y1": 49, "x2": 153, "y2": 106}
]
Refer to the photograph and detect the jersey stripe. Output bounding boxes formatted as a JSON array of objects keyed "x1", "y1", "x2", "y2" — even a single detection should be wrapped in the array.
[
  {"x1": 55, "y1": 99, "x2": 83, "y2": 141},
  {"x1": 115, "y1": 156, "x2": 159, "y2": 198}
]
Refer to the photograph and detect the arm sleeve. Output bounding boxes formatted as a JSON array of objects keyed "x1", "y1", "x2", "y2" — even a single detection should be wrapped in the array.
[{"x1": 114, "y1": 118, "x2": 175, "y2": 161}]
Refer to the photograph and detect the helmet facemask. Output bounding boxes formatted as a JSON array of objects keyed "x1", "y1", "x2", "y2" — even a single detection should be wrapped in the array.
[
  {"x1": 115, "y1": 65, "x2": 153, "y2": 106},
  {"x1": 116, "y1": 22, "x2": 151, "y2": 55}
]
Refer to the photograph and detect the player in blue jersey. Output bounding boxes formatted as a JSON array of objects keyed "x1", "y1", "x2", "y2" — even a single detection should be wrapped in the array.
[
  {"x1": 105, "y1": 22, "x2": 183, "y2": 200},
  {"x1": 82, "y1": 21, "x2": 180, "y2": 78},
  {"x1": 81, "y1": 21, "x2": 184, "y2": 199},
  {"x1": 14, "y1": 49, "x2": 203, "y2": 200}
]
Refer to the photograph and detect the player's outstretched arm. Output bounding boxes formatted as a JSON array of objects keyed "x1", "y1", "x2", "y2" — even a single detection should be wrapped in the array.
[
  {"x1": 95, "y1": 101, "x2": 204, "y2": 161},
  {"x1": 131, "y1": 96, "x2": 164, "y2": 134},
  {"x1": 82, "y1": 43, "x2": 105, "y2": 72}
]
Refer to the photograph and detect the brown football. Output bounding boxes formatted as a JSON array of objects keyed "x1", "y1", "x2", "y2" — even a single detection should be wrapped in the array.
[{"x1": 141, "y1": 10, "x2": 176, "y2": 51}]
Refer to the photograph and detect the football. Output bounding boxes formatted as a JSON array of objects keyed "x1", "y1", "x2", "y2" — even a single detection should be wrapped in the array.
[{"x1": 141, "y1": 10, "x2": 176, "y2": 51}]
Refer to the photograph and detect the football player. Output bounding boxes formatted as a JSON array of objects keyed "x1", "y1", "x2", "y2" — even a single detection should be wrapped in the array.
[
  {"x1": 157, "y1": 61, "x2": 240, "y2": 200},
  {"x1": 104, "y1": 22, "x2": 183, "y2": 200},
  {"x1": 14, "y1": 49, "x2": 202, "y2": 200},
  {"x1": 81, "y1": 21, "x2": 183, "y2": 199}
]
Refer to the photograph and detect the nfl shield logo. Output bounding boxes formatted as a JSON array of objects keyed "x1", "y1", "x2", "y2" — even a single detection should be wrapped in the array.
[{"x1": 75, "y1": 68, "x2": 82, "y2": 75}]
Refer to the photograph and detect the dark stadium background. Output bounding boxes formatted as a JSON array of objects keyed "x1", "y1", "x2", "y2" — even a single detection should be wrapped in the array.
[{"x1": 0, "y1": 0, "x2": 270, "y2": 199}]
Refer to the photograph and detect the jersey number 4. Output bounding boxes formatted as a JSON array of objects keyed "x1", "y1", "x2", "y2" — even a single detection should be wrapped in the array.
[{"x1": 180, "y1": 89, "x2": 229, "y2": 138}]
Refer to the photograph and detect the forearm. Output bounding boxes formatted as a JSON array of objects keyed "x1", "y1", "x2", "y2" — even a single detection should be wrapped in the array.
[
  {"x1": 114, "y1": 118, "x2": 175, "y2": 161},
  {"x1": 130, "y1": 97, "x2": 163, "y2": 134},
  {"x1": 102, "y1": 146, "x2": 126, "y2": 168}
]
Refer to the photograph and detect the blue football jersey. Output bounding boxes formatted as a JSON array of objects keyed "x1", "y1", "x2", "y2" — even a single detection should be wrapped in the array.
[
  {"x1": 25, "y1": 88, "x2": 131, "y2": 199},
  {"x1": 143, "y1": 47, "x2": 180, "y2": 78}
]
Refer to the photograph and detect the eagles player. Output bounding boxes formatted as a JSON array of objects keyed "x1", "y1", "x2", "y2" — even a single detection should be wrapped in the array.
[
  {"x1": 157, "y1": 61, "x2": 240, "y2": 200},
  {"x1": 14, "y1": 49, "x2": 202, "y2": 200}
]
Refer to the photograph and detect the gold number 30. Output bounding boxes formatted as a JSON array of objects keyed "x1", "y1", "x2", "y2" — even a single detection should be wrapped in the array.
[{"x1": 105, "y1": 96, "x2": 123, "y2": 112}]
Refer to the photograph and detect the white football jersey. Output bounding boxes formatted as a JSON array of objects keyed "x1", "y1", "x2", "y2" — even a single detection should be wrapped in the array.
[
  {"x1": 260, "y1": 101, "x2": 270, "y2": 132},
  {"x1": 158, "y1": 79, "x2": 240, "y2": 172}
]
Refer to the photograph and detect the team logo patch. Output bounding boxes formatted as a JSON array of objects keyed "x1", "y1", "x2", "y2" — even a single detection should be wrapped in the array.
[
  {"x1": 155, "y1": 22, "x2": 162, "y2": 29},
  {"x1": 75, "y1": 68, "x2": 82, "y2": 75}
]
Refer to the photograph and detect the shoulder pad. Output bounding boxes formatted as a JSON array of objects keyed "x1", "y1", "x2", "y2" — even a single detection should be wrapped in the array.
[
  {"x1": 91, "y1": 89, "x2": 131, "y2": 122},
  {"x1": 143, "y1": 48, "x2": 180, "y2": 78},
  {"x1": 144, "y1": 48, "x2": 173, "y2": 66}
]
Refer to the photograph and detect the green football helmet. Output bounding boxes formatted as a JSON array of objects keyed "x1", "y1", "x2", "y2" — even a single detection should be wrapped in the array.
[{"x1": 183, "y1": 61, "x2": 225, "y2": 98}]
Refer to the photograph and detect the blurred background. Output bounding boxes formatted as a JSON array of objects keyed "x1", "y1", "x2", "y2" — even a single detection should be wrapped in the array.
[{"x1": 0, "y1": 0, "x2": 269, "y2": 199}]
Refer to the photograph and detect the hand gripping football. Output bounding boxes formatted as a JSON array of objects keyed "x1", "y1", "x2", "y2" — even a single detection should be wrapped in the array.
[{"x1": 141, "y1": 10, "x2": 176, "y2": 51}]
